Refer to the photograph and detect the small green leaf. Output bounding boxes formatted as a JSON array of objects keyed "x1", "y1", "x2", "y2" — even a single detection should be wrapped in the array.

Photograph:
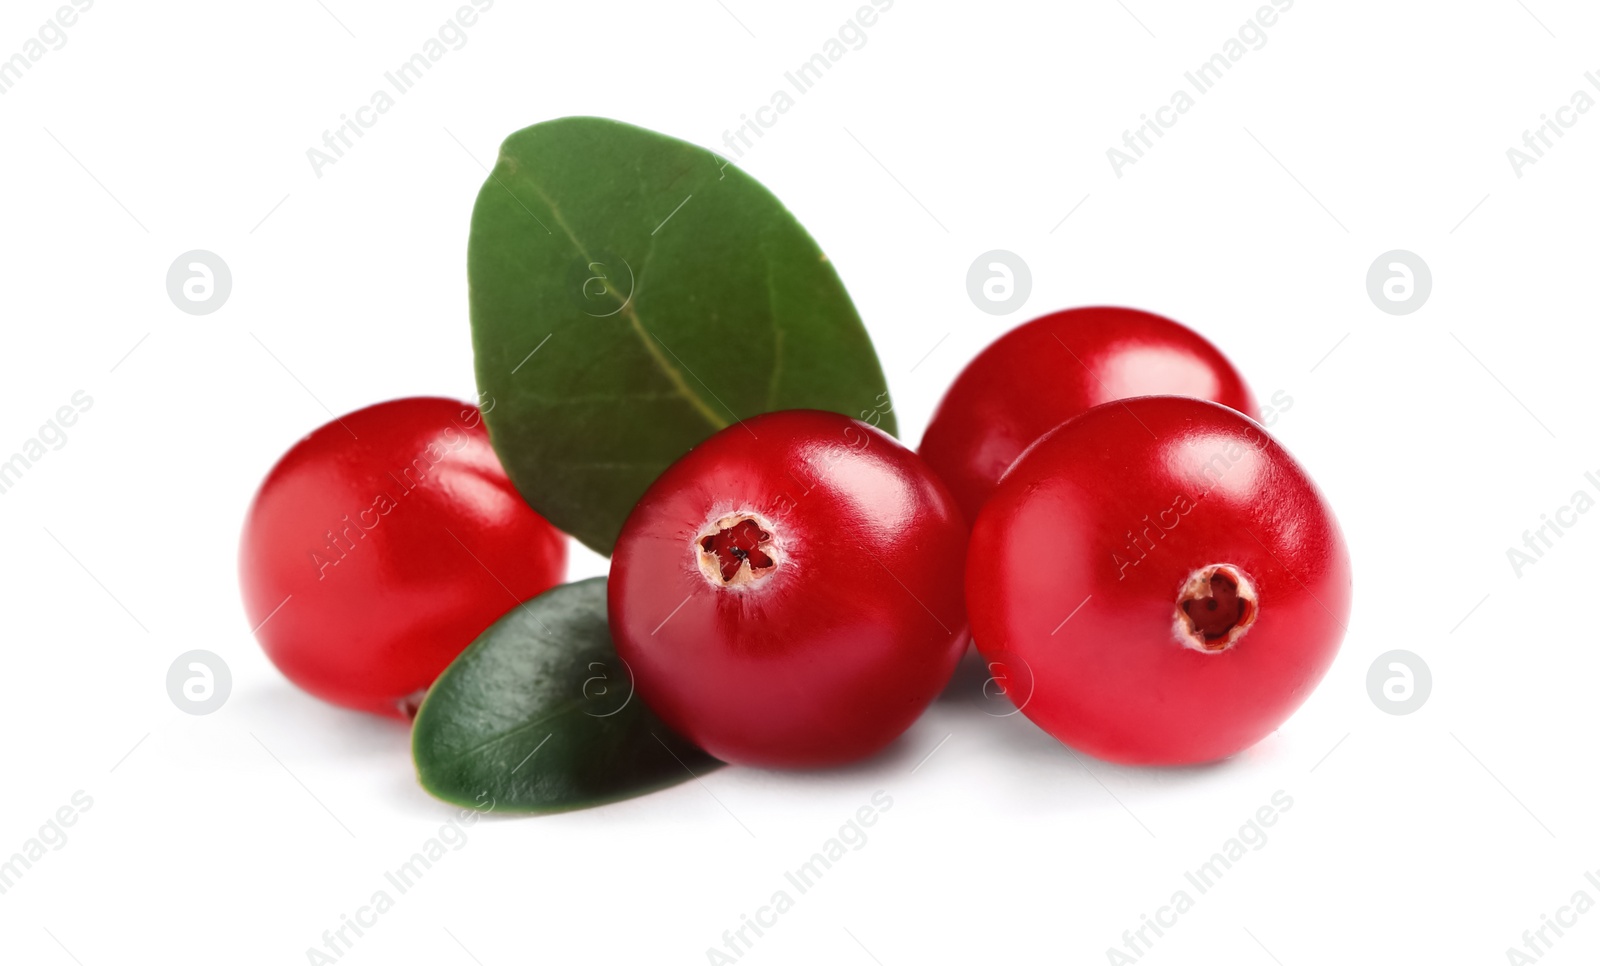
[
  {"x1": 412, "y1": 578, "x2": 719, "y2": 813},
  {"x1": 469, "y1": 116, "x2": 896, "y2": 554}
]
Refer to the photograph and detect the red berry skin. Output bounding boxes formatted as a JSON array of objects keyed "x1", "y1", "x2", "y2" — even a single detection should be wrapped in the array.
[
  {"x1": 967, "y1": 396, "x2": 1350, "y2": 766},
  {"x1": 239, "y1": 397, "x2": 567, "y2": 719},
  {"x1": 919, "y1": 306, "x2": 1259, "y2": 523},
  {"x1": 608, "y1": 410, "x2": 969, "y2": 768}
]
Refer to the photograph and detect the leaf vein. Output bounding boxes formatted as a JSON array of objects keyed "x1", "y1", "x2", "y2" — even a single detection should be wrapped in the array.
[
  {"x1": 444, "y1": 697, "x2": 588, "y2": 762},
  {"x1": 513, "y1": 167, "x2": 728, "y2": 432}
]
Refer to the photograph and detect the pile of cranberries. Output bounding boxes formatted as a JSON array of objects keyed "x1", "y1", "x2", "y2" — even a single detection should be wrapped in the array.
[{"x1": 241, "y1": 306, "x2": 1350, "y2": 773}]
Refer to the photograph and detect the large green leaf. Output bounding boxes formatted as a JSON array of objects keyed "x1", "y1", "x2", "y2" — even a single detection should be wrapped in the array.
[
  {"x1": 412, "y1": 578, "x2": 720, "y2": 813},
  {"x1": 468, "y1": 116, "x2": 895, "y2": 554}
]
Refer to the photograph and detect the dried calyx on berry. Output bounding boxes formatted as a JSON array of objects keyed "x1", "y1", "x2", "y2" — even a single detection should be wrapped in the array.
[
  {"x1": 1175, "y1": 564, "x2": 1258, "y2": 652},
  {"x1": 695, "y1": 513, "x2": 779, "y2": 587}
]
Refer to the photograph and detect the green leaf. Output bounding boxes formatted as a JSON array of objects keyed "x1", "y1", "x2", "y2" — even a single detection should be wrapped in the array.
[
  {"x1": 469, "y1": 116, "x2": 896, "y2": 554},
  {"x1": 412, "y1": 578, "x2": 720, "y2": 814}
]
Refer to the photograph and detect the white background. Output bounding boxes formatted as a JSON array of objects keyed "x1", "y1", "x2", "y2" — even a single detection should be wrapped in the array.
[{"x1": 2, "y1": 1, "x2": 1597, "y2": 963}]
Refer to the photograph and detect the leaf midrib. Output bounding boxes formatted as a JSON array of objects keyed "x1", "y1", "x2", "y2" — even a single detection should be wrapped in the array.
[
  {"x1": 514, "y1": 164, "x2": 730, "y2": 432},
  {"x1": 439, "y1": 692, "x2": 587, "y2": 762}
]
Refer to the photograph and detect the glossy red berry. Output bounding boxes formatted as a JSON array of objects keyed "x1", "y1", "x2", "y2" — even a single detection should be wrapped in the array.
[
  {"x1": 240, "y1": 397, "x2": 567, "y2": 718},
  {"x1": 608, "y1": 410, "x2": 968, "y2": 768},
  {"x1": 967, "y1": 396, "x2": 1350, "y2": 765},
  {"x1": 919, "y1": 306, "x2": 1258, "y2": 522}
]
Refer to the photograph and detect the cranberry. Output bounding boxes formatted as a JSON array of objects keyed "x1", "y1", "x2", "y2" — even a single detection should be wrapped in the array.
[
  {"x1": 239, "y1": 397, "x2": 567, "y2": 718},
  {"x1": 608, "y1": 410, "x2": 969, "y2": 768},
  {"x1": 919, "y1": 306, "x2": 1258, "y2": 522},
  {"x1": 966, "y1": 396, "x2": 1350, "y2": 765}
]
